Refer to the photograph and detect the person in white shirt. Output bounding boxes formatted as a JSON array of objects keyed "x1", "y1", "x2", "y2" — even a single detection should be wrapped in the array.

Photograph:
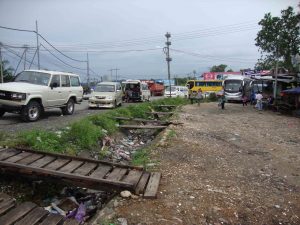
[{"x1": 255, "y1": 92, "x2": 263, "y2": 110}]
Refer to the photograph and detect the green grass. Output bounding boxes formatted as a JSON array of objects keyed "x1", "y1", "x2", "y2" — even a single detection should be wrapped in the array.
[
  {"x1": 167, "y1": 129, "x2": 177, "y2": 139},
  {"x1": 18, "y1": 130, "x2": 67, "y2": 153},
  {"x1": 67, "y1": 119, "x2": 104, "y2": 149},
  {"x1": 131, "y1": 148, "x2": 151, "y2": 167},
  {"x1": 14, "y1": 97, "x2": 187, "y2": 154}
]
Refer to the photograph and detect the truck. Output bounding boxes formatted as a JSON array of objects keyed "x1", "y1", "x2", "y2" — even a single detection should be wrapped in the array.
[{"x1": 147, "y1": 80, "x2": 164, "y2": 96}]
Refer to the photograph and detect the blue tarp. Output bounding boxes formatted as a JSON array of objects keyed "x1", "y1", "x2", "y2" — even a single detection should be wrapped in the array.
[{"x1": 282, "y1": 87, "x2": 300, "y2": 94}]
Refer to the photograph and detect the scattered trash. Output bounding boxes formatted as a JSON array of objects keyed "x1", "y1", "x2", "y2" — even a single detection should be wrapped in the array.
[
  {"x1": 43, "y1": 187, "x2": 114, "y2": 223},
  {"x1": 120, "y1": 190, "x2": 132, "y2": 198}
]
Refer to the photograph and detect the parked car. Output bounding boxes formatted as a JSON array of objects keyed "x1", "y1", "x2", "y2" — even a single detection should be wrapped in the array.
[
  {"x1": 88, "y1": 82, "x2": 122, "y2": 108},
  {"x1": 0, "y1": 70, "x2": 83, "y2": 122},
  {"x1": 165, "y1": 86, "x2": 188, "y2": 98},
  {"x1": 122, "y1": 80, "x2": 150, "y2": 102}
]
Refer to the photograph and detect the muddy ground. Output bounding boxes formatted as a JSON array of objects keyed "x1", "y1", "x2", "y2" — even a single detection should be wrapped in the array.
[{"x1": 115, "y1": 102, "x2": 300, "y2": 225}]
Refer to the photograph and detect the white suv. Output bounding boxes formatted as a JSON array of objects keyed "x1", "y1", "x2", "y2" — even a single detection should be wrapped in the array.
[{"x1": 0, "y1": 70, "x2": 83, "y2": 122}]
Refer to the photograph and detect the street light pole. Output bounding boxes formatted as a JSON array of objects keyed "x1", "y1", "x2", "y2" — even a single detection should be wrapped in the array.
[{"x1": 164, "y1": 32, "x2": 172, "y2": 97}]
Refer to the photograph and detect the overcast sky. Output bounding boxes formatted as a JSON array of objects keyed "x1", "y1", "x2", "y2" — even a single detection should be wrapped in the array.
[{"x1": 0, "y1": 0, "x2": 298, "y2": 81}]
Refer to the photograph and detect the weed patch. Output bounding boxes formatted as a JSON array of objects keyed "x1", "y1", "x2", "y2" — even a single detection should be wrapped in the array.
[
  {"x1": 18, "y1": 130, "x2": 67, "y2": 153},
  {"x1": 131, "y1": 148, "x2": 151, "y2": 167},
  {"x1": 67, "y1": 119, "x2": 104, "y2": 149},
  {"x1": 15, "y1": 98, "x2": 187, "y2": 154}
]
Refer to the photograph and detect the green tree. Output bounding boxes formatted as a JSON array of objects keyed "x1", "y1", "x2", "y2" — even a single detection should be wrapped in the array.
[
  {"x1": 1, "y1": 59, "x2": 14, "y2": 82},
  {"x1": 255, "y1": 6, "x2": 300, "y2": 72},
  {"x1": 210, "y1": 64, "x2": 227, "y2": 72}
]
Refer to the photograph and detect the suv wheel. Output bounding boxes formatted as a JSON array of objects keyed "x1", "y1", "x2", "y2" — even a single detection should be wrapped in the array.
[
  {"x1": 21, "y1": 101, "x2": 42, "y2": 122},
  {"x1": 0, "y1": 109, "x2": 5, "y2": 117},
  {"x1": 62, "y1": 98, "x2": 75, "y2": 115}
]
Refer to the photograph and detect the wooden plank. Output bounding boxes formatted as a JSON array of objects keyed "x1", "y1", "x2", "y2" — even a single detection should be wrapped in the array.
[
  {"x1": 59, "y1": 160, "x2": 84, "y2": 173},
  {"x1": 73, "y1": 162, "x2": 97, "y2": 176},
  {"x1": 5, "y1": 152, "x2": 32, "y2": 163},
  {"x1": 122, "y1": 170, "x2": 143, "y2": 187},
  {"x1": 0, "y1": 193, "x2": 11, "y2": 201},
  {"x1": 0, "y1": 199, "x2": 15, "y2": 216},
  {"x1": 0, "y1": 202, "x2": 36, "y2": 225},
  {"x1": 63, "y1": 219, "x2": 80, "y2": 225},
  {"x1": 39, "y1": 214, "x2": 63, "y2": 225},
  {"x1": 119, "y1": 125, "x2": 167, "y2": 129},
  {"x1": 17, "y1": 153, "x2": 44, "y2": 165},
  {"x1": 0, "y1": 161, "x2": 134, "y2": 191},
  {"x1": 0, "y1": 149, "x2": 20, "y2": 161},
  {"x1": 44, "y1": 158, "x2": 70, "y2": 171},
  {"x1": 15, "y1": 207, "x2": 48, "y2": 225},
  {"x1": 15, "y1": 148, "x2": 143, "y2": 170},
  {"x1": 157, "y1": 104, "x2": 176, "y2": 107},
  {"x1": 135, "y1": 172, "x2": 150, "y2": 195},
  {"x1": 30, "y1": 156, "x2": 56, "y2": 168},
  {"x1": 143, "y1": 172, "x2": 161, "y2": 199},
  {"x1": 146, "y1": 111, "x2": 174, "y2": 115},
  {"x1": 106, "y1": 168, "x2": 127, "y2": 181},
  {"x1": 90, "y1": 165, "x2": 112, "y2": 179}
]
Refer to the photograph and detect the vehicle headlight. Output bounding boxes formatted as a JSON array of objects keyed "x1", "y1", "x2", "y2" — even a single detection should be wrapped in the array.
[
  {"x1": 106, "y1": 96, "x2": 113, "y2": 100},
  {"x1": 11, "y1": 92, "x2": 26, "y2": 100}
]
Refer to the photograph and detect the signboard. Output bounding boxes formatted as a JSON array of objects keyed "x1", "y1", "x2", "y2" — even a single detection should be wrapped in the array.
[{"x1": 202, "y1": 72, "x2": 241, "y2": 80}]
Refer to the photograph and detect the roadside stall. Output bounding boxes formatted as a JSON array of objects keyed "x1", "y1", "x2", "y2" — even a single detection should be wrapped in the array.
[{"x1": 281, "y1": 87, "x2": 300, "y2": 116}]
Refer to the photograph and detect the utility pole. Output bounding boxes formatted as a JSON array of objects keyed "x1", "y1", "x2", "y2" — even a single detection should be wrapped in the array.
[
  {"x1": 109, "y1": 69, "x2": 113, "y2": 81},
  {"x1": 87, "y1": 52, "x2": 90, "y2": 87},
  {"x1": 109, "y1": 68, "x2": 120, "y2": 81},
  {"x1": 274, "y1": 53, "x2": 279, "y2": 105},
  {"x1": 0, "y1": 44, "x2": 3, "y2": 83},
  {"x1": 23, "y1": 45, "x2": 28, "y2": 70},
  {"x1": 35, "y1": 20, "x2": 40, "y2": 69},
  {"x1": 163, "y1": 32, "x2": 172, "y2": 97},
  {"x1": 115, "y1": 68, "x2": 120, "y2": 81},
  {"x1": 193, "y1": 70, "x2": 196, "y2": 80}
]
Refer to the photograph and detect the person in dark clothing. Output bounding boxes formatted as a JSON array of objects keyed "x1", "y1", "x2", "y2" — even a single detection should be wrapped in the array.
[
  {"x1": 242, "y1": 94, "x2": 247, "y2": 106},
  {"x1": 220, "y1": 95, "x2": 226, "y2": 109}
]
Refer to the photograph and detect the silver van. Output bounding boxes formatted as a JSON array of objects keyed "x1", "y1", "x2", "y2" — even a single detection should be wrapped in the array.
[{"x1": 88, "y1": 82, "x2": 122, "y2": 108}]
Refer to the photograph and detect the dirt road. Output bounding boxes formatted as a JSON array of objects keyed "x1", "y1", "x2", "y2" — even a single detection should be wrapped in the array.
[{"x1": 115, "y1": 102, "x2": 300, "y2": 225}]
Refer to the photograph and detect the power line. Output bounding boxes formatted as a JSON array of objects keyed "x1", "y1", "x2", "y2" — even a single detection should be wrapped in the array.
[
  {"x1": 40, "y1": 44, "x2": 86, "y2": 71},
  {"x1": 171, "y1": 48, "x2": 257, "y2": 63},
  {"x1": 37, "y1": 33, "x2": 87, "y2": 63},
  {"x1": 0, "y1": 25, "x2": 87, "y2": 63},
  {"x1": 0, "y1": 25, "x2": 35, "y2": 33}
]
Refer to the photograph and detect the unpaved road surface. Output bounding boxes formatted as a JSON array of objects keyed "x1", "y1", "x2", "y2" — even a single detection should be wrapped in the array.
[{"x1": 116, "y1": 103, "x2": 300, "y2": 225}]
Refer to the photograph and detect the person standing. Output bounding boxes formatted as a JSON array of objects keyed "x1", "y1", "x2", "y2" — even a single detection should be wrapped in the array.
[
  {"x1": 196, "y1": 89, "x2": 203, "y2": 106},
  {"x1": 220, "y1": 94, "x2": 226, "y2": 110},
  {"x1": 255, "y1": 92, "x2": 263, "y2": 110},
  {"x1": 242, "y1": 94, "x2": 248, "y2": 106}
]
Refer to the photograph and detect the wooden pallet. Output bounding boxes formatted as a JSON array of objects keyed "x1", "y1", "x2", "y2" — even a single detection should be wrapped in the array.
[
  {"x1": 119, "y1": 125, "x2": 167, "y2": 129},
  {"x1": 0, "y1": 193, "x2": 80, "y2": 225},
  {"x1": 0, "y1": 148, "x2": 161, "y2": 198}
]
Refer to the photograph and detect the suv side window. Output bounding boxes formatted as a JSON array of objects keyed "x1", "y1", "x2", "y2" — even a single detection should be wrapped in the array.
[
  {"x1": 50, "y1": 75, "x2": 61, "y2": 87},
  {"x1": 70, "y1": 76, "x2": 80, "y2": 87},
  {"x1": 61, "y1": 75, "x2": 70, "y2": 87}
]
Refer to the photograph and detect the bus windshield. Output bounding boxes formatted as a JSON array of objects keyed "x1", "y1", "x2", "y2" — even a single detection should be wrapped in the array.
[{"x1": 224, "y1": 80, "x2": 242, "y2": 92}]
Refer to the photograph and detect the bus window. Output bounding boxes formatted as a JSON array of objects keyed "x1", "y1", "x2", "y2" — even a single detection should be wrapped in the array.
[{"x1": 195, "y1": 81, "x2": 205, "y2": 86}]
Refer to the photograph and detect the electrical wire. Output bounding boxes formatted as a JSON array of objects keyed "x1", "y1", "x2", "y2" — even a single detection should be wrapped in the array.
[
  {"x1": 171, "y1": 48, "x2": 257, "y2": 63},
  {"x1": 40, "y1": 44, "x2": 86, "y2": 71},
  {"x1": 0, "y1": 25, "x2": 35, "y2": 33}
]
